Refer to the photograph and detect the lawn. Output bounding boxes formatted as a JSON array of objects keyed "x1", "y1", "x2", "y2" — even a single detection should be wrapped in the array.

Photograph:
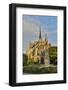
[{"x1": 23, "y1": 64, "x2": 57, "y2": 74}]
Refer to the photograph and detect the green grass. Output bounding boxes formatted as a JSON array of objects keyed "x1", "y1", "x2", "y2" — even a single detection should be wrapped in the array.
[{"x1": 23, "y1": 64, "x2": 57, "y2": 74}]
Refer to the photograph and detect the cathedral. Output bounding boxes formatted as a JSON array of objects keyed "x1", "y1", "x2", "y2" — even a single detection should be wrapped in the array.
[{"x1": 26, "y1": 27, "x2": 51, "y2": 66}]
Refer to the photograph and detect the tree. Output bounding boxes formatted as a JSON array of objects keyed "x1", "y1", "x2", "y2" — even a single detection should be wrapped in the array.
[{"x1": 23, "y1": 54, "x2": 28, "y2": 66}]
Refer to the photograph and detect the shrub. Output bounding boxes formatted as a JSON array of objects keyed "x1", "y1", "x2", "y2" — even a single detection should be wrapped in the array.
[
  {"x1": 23, "y1": 54, "x2": 28, "y2": 65},
  {"x1": 50, "y1": 56, "x2": 57, "y2": 65}
]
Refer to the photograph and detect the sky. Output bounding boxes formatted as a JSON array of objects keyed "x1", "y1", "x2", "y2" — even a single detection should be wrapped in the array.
[{"x1": 23, "y1": 15, "x2": 57, "y2": 53}]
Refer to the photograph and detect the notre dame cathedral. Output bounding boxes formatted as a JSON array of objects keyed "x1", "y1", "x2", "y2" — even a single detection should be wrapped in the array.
[{"x1": 26, "y1": 27, "x2": 51, "y2": 66}]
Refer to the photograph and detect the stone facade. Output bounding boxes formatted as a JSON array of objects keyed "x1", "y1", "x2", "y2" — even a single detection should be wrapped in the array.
[{"x1": 26, "y1": 30, "x2": 51, "y2": 66}]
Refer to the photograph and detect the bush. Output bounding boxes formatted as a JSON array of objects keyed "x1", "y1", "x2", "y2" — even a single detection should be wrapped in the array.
[
  {"x1": 23, "y1": 54, "x2": 28, "y2": 65},
  {"x1": 50, "y1": 56, "x2": 57, "y2": 65}
]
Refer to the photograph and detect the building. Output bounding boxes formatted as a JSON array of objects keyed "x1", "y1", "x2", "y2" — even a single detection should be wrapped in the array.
[{"x1": 26, "y1": 27, "x2": 51, "y2": 66}]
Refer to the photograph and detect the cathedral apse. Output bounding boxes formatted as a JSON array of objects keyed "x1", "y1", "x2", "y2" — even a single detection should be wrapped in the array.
[{"x1": 23, "y1": 15, "x2": 57, "y2": 74}]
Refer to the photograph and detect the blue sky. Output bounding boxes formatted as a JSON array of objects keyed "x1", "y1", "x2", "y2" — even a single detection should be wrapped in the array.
[{"x1": 23, "y1": 15, "x2": 57, "y2": 53}]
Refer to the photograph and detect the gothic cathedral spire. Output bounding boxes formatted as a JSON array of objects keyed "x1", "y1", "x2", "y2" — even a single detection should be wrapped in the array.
[{"x1": 39, "y1": 26, "x2": 42, "y2": 40}]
